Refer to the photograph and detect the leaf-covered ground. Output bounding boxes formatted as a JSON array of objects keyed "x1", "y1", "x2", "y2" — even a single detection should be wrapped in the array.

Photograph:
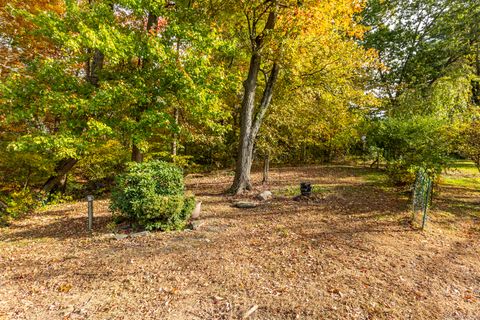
[{"x1": 1, "y1": 165, "x2": 479, "y2": 319}]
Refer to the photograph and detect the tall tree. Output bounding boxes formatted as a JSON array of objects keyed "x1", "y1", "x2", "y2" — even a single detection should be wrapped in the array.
[
  {"x1": 1, "y1": 0, "x2": 229, "y2": 195},
  {"x1": 362, "y1": 0, "x2": 480, "y2": 116},
  {"x1": 43, "y1": 0, "x2": 109, "y2": 194},
  {"x1": 228, "y1": 0, "x2": 280, "y2": 193},
  {"x1": 224, "y1": 0, "x2": 373, "y2": 194}
]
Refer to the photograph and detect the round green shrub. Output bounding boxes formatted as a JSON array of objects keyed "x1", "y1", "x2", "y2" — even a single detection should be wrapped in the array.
[{"x1": 110, "y1": 161, "x2": 195, "y2": 231}]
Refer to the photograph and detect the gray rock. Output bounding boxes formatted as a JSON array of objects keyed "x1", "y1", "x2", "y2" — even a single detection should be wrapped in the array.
[
  {"x1": 129, "y1": 231, "x2": 150, "y2": 238},
  {"x1": 113, "y1": 231, "x2": 149, "y2": 240},
  {"x1": 233, "y1": 201, "x2": 258, "y2": 209},
  {"x1": 257, "y1": 191, "x2": 273, "y2": 201},
  {"x1": 191, "y1": 220, "x2": 205, "y2": 230},
  {"x1": 113, "y1": 233, "x2": 129, "y2": 240}
]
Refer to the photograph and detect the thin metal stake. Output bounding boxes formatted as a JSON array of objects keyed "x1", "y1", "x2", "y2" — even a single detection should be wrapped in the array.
[{"x1": 87, "y1": 195, "x2": 94, "y2": 232}]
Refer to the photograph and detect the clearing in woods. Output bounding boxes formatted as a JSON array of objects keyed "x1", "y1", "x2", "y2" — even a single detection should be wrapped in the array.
[{"x1": 0, "y1": 164, "x2": 479, "y2": 319}]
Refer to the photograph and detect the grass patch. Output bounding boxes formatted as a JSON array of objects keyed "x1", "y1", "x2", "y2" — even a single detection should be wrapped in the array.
[
  {"x1": 359, "y1": 171, "x2": 392, "y2": 191},
  {"x1": 362, "y1": 171, "x2": 388, "y2": 185},
  {"x1": 440, "y1": 160, "x2": 480, "y2": 190},
  {"x1": 446, "y1": 160, "x2": 480, "y2": 175},
  {"x1": 440, "y1": 176, "x2": 480, "y2": 190},
  {"x1": 273, "y1": 185, "x2": 331, "y2": 197}
]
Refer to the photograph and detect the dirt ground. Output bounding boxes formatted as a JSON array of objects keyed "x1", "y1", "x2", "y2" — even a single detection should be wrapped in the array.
[{"x1": 1, "y1": 165, "x2": 479, "y2": 319}]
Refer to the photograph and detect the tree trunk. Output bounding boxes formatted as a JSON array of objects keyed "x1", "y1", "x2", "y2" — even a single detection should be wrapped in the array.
[
  {"x1": 229, "y1": 6, "x2": 279, "y2": 194},
  {"x1": 230, "y1": 59, "x2": 280, "y2": 194},
  {"x1": 88, "y1": 49, "x2": 104, "y2": 87},
  {"x1": 230, "y1": 53, "x2": 261, "y2": 193},
  {"x1": 473, "y1": 40, "x2": 480, "y2": 105},
  {"x1": 132, "y1": 144, "x2": 144, "y2": 163},
  {"x1": 42, "y1": 158, "x2": 78, "y2": 194},
  {"x1": 0, "y1": 200, "x2": 7, "y2": 211},
  {"x1": 172, "y1": 107, "x2": 179, "y2": 157},
  {"x1": 262, "y1": 152, "x2": 270, "y2": 185}
]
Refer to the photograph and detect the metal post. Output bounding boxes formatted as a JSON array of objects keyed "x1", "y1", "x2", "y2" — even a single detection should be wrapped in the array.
[
  {"x1": 87, "y1": 195, "x2": 94, "y2": 232},
  {"x1": 421, "y1": 179, "x2": 432, "y2": 230},
  {"x1": 412, "y1": 172, "x2": 420, "y2": 221}
]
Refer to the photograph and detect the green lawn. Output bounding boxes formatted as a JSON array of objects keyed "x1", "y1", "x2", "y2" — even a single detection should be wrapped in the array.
[
  {"x1": 441, "y1": 160, "x2": 480, "y2": 190},
  {"x1": 447, "y1": 160, "x2": 480, "y2": 175}
]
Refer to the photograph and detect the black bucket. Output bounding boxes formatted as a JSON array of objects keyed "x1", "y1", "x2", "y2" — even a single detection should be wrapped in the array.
[{"x1": 300, "y1": 182, "x2": 312, "y2": 196}]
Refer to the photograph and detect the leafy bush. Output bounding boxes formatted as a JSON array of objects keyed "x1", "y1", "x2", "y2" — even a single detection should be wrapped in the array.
[
  {"x1": 384, "y1": 160, "x2": 416, "y2": 186},
  {"x1": 110, "y1": 161, "x2": 195, "y2": 231},
  {"x1": 0, "y1": 189, "x2": 38, "y2": 226},
  {"x1": 367, "y1": 116, "x2": 451, "y2": 185},
  {"x1": 73, "y1": 140, "x2": 129, "y2": 182},
  {"x1": 459, "y1": 121, "x2": 480, "y2": 172}
]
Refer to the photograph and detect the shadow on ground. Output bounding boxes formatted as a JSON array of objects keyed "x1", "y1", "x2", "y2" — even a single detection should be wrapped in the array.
[{"x1": 1, "y1": 215, "x2": 112, "y2": 241}]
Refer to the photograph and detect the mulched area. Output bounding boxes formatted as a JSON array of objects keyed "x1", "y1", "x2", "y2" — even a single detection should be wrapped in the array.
[{"x1": 0, "y1": 165, "x2": 479, "y2": 319}]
